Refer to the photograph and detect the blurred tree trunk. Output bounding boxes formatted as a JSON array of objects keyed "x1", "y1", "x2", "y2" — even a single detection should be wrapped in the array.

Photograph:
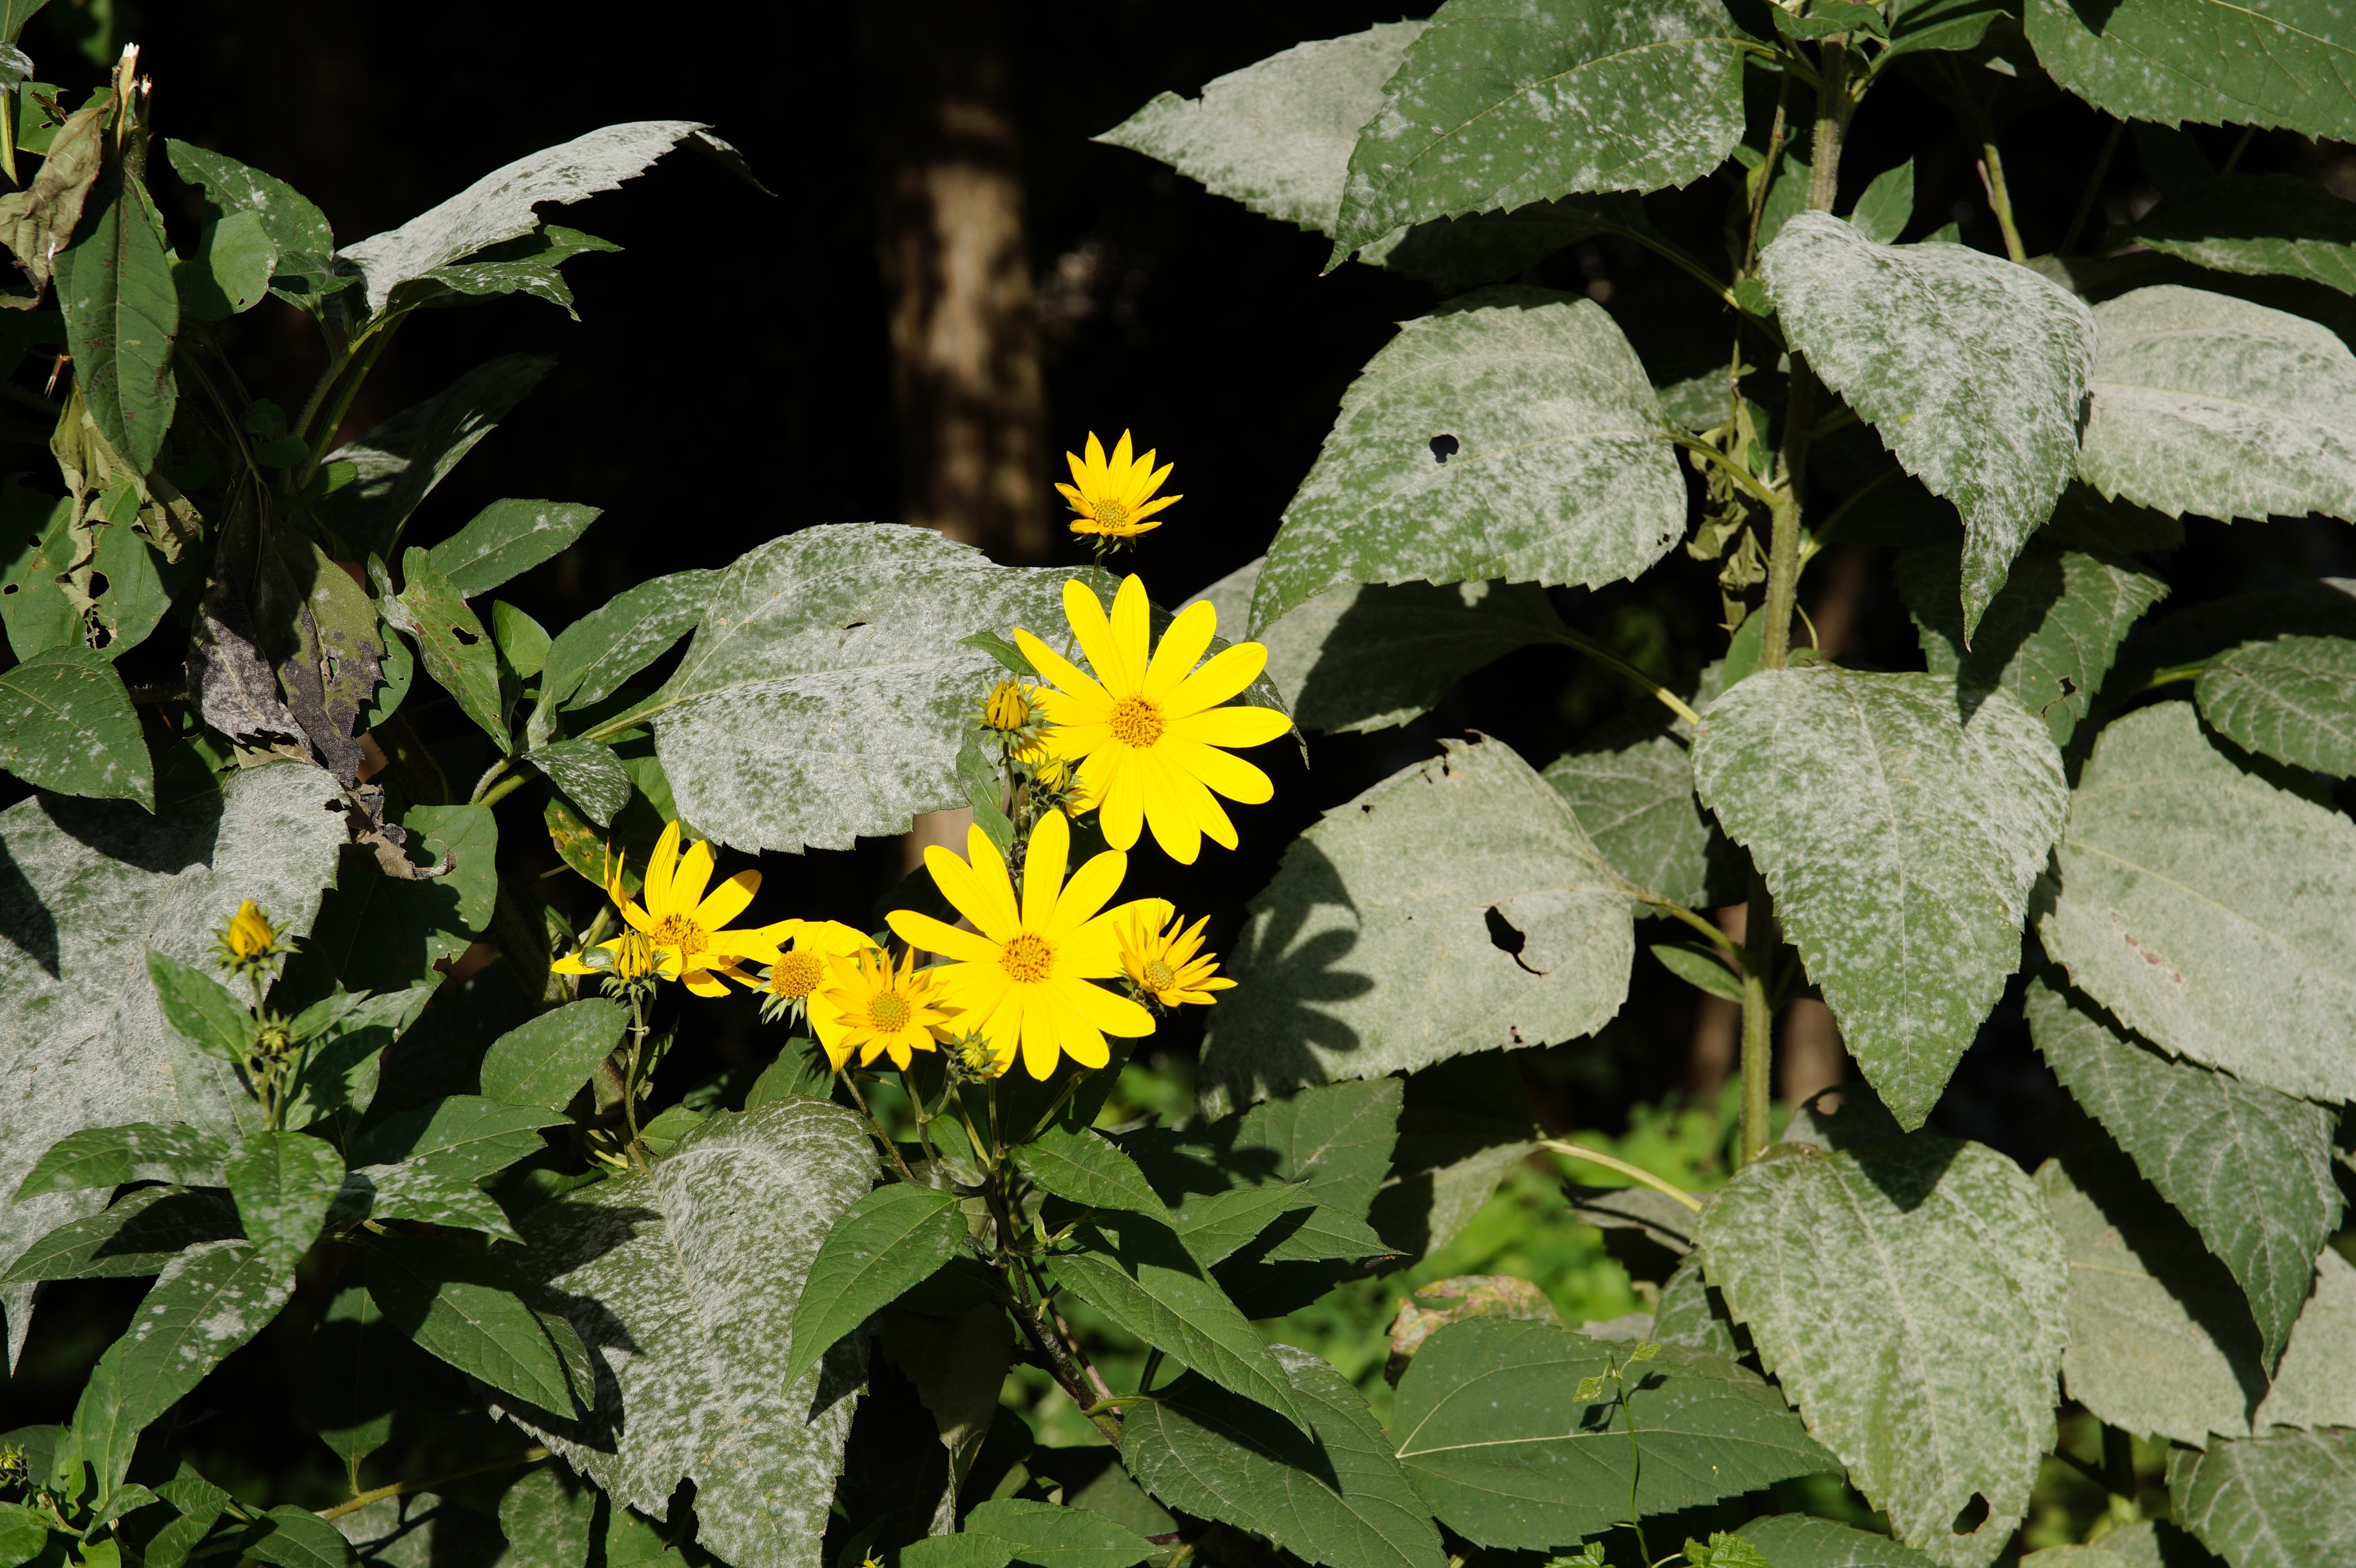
[{"x1": 861, "y1": 0, "x2": 1051, "y2": 568}]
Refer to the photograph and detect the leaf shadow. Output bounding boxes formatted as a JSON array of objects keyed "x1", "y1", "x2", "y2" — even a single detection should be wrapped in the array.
[
  {"x1": 1852, "y1": 1134, "x2": 1963, "y2": 1214},
  {"x1": 1210, "y1": 838, "x2": 1376, "y2": 1102}
]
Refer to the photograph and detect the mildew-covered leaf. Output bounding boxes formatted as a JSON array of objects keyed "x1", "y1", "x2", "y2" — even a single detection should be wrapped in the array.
[
  {"x1": 535, "y1": 567, "x2": 718, "y2": 720},
  {"x1": 2026, "y1": 977, "x2": 2340, "y2": 1367},
  {"x1": 1697, "y1": 1136, "x2": 2069, "y2": 1568},
  {"x1": 498, "y1": 1098, "x2": 876, "y2": 1568},
  {"x1": 1542, "y1": 728, "x2": 1728, "y2": 908},
  {"x1": 900, "y1": 1499, "x2": 1154, "y2": 1568},
  {"x1": 1897, "y1": 541, "x2": 2169, "y2": 747},
  {"x1": 1736, "y1": 1514, "x2": 1938, "y2": 1568},
  {"x1": 1692, "y1": 669, "x2": 2067, "y2": 1129},
  {"x1": 2167, "y1": 1429, "x2": 2356, "y2": 1568},
  {"x1": 312, "y1": 355, "x2": 553, "y2": 563},
  {"x1": 426, "y1": 499, "x2": 603, "y2": 596},
  {"x1": 2195, "y1": 635, "x2": 2356, "y2": 778},
  {"x1": 2128, "y1": 173, "x2": 2356, "y2": 296},
  {"x1": 1252, "y1": 289, "x2": 1684, "y2": 632},
  {"x1": 1, "y1": 1186, "x2": 241, "y2": 1283},
  {"x1": 2255, "y1": 1247, "x2": 2356, "y2": 1432},
  {"x1": 1759, "y1": 214, "x2": 2096, "y2": 634},
  {"x1": 225, "y1": 1129, "x2": 347, "y2": 1281},
  {"x1": 1198, "y1": 737, "x2": 1634, "y2": 1113},
  {"x1": 2077, "y1": 286, "x2": 2356, "y2": 525},
  {"x1": 0, "y1": 762, "x2": 345, "y2": 1363},
  {"x1": 2024, "y1": 0, "x2": 2356, "y2": 144},
  {"x1": 1329, "y1": 0, "x2": 1746, "y2": 257},
  {"x1": 2037, "y1": 701, "x2": 2356, "y2": 1103},
  {"x1": 0, "y1": 646, "x2": 152, "y2": 806}
]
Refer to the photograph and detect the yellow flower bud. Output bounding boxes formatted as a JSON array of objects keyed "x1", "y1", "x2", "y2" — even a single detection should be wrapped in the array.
[
  {"x1": 982, "y1": 678, "x2": 1035, "y2": 733},
  {"x1": 224, "y1": 901, "x2": 277, "y2": 961},
  {"x1": 612, "y1": 929, "x2": 661, "y2": 982}
]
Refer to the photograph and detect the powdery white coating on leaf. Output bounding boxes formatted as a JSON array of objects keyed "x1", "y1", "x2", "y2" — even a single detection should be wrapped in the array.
[
  {"x1": 2166, "y1": 1428, "x2": 2356, "y2": 1568},
  {"x1": 2034, "y1": 1158, "x2": 2260, "y2": 1446},
  {"x1": 1542, "y1": 730, "x2": 1723, "y2": 907},
  {"x1": 1096, "y1": 22, "x2": 1426, "y2": 235},
  {"x1": 0, "y1": 762, "x2": 345, "y2": 1362},
  {"x1": 1760, "y1": 215, "x2": 2096, "y2": 635},
  {"x1": 497, "y1": 1098, "x2": 876, "y2": 1568},
  {"x1": 2254, "y1": 1248, "x2": 2356, "y2": 1432},
  {"x1": 1197, "y1": 736, "x2": 1635, "y2": 1111},
  {"x1": 1692, "y1": 668, "x2": 2068, "y2": 1129},
  {"x1": 1330, "y1": 0, "x2": 1745, "y2": 253},
  {"x1": 2128, "y1": 172, "x2": 2356, "y2": 296},
  {"x1": 1254, "y1": 288, "x2": 1682, "y2": 632},
  {"x1": 2196, "y1": 634, "x2": 2356, "y2": 778},
  {"x1": 1736, "y1": 1514, "x2": 1939, "y2": 1568},
  {"x1": 2077, "y1": 285, "x2": 2356, "y2": 525},
  {"x1": 1697, "y1": 1138, "x2": 2070, "y2": 1568},
  {"x1": 2036, "y1": 701, "x2": 2356, "y2": 1103},
  {"x1": 339, "y1": 122, "x2": 712, "y2": 316},
  {"x1": 2025, "y1": 977, "x2": 2340, "y2": 1368},
  {"x1": 2023, "y1": 0, "x2": 2356, "y2": 142},
  {"x1": 1255, "y1": 572, "x2": 1563, "y2": 734},
  {"x1": 0, "y1": 646, "x2": 153, "y2": 806}
]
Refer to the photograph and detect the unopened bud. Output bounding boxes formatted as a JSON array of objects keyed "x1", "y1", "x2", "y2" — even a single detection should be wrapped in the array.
[{"x1": 982, "y1": 678, "x2": 1035, "y2": 733}]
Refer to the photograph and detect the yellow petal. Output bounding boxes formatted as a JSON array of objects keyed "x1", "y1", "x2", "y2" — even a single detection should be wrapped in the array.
[
  {"x1": 1063, "y1": 578, "x2": 1132, "y2": 693},
  {"x1": 1110, "y1": 429, "x2": 1134, "y2": 474},
  {"x1": 1052, "y1": 848, "x2": 1128, "y2": 938},
  {"x1": 1083, "y1": 432, "x2": 1108, "y2": 484},
  {"x1": 1141, "y1": 599, "x2": 1216, "y2": 703},
  {"x1": 1108, "y1": 575, "x2": 1152, "y2": 691},
  {"x1": 551, "y1": 951, "x2": 600, "y2": 975},
  {"x1": 621, "y1": 900, "x2": 658, "y2": 934},
  {"x1": 1089, "y1": 748, "x2": 1144, "y2": 850},
  {"x1": 801, "y1": 919, "x2": 876, "y2": 957},
  {"x1": 1045, "y1": 983, "x2": 1112, "y2": 1069},
  {"x1": 1061, "y1": 973, "x2": 1157, "y2": 1038},
  {"x1": 923, "y1": 838, "x2": 1018, "y2": 942},
  {"x1": 1137, "y1": 751, "x2": 1203, "y2": 864},
  {"x1": 1168, "y1": 739, "x2": 1275, "y2": 805},
  {"x1": 1127, "y1": 493, "x2": 1181, "y2": 525},
  {"x1": 1165, "y1": 643, "x2": 1269, "y2": 719},
  {"x1": 695, "y1": 868, "x2": 760, "y2": 931},
  {"x1": 1015, "y1": 627, "x2": 1108, "y2": 707},
  {"x1": 643, "y1": 819, "x2": 683, "y2": 912},
  {"x1": 684, "y1": 970, "x2": 732, "y2": 998},
  {"x1": 887, "y1": 911, "x2": 1003, "y2": 966},
  {"x1": 1021, "y1": 811, "x2": 1070, "y2": 931},
  {"x1": 669, "y1": 837, "x2": 716, "y2": 916},
  {"x1": 1169, "y1": 704, "x2": 1292, "y2": 749},
  {"x1": 1019, "y1": 994, "x2": 1062, "y2": 1081}
]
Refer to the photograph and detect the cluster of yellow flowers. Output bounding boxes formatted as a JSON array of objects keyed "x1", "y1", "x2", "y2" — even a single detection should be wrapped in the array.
[{"x1": 555, "y1": 435, "x2": 1281, "y2": 1084}]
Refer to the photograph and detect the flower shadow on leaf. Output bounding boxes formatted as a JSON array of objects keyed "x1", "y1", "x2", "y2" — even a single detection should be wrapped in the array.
[{"x1": 1210, "y1": 838, "x2": 1378, "y2": 1101}]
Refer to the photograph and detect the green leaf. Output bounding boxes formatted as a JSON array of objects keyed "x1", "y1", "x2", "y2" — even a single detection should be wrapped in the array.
[
  {"x1": 1392, "y1": 1320, "x2": 1832, "y2": 1547},
  {"x1": 224, "y1": 1130, "x2": 345, "y2": 1280},
  {"x1": 162, "y1": 141, "x2": 342, "y2": 314},
  {"x1": 1687, "y1": 1533, "x2": 1776, "y2": 1568},
  {"x1": 1252, "y1": 288, "x2": 1684, "y2": 633},
  {"x1": 1652, "y1": 1253, "x2": 1741, "y2": 1359},
  {"x1": 336, "y1": 121, "x2": 726, "y2": 319},
  {"x1": 875, "y1": 1303, "x2": 1013, "y2": 1493},
  {"x1": 16, "y1": 1123, "x2": 228, "y2": 1197},
  {"x1": 1166, "y1": 1185, "x2": 1314, "y2": 1269},
  {"x1": 351, "y1": 1095, "x2": 561, "y2": 1183},
  {"x1": 243, "y1": 1506, "x2": 360, "y2": 1568},
  {"x1": 2035, "y1": 1151, "x2": 2261, "y2": 1446},
  {"x1": 494, "y1": 1463, "x2": 597, "y2": 1568},
  {"x1": 2254, "y1": 1246, "x2": 2356, "y2": 1431},
  {"x1": 783, "y1": 1182, "x2": 966, "y2": 1391},
  {"x1": 427, "y1": 499, "x2": 603, "y2": 596},
  {"x1": 0, "y1": 761, "x2": 347, "y2": 1358},
  {"x1": 1201, "y1": 737, "x2": 1634, "y2": 1110},
  {"x1": 492, "y1": 601, "x2": 551, "y2": 677},
  {"x1": 312, "y1": 354, "x2": 553, "y2": 563},
  {"x1": 174, "y1": 209, "x2": 276, "y2": 322},
  {"x1": 1095, "y1": 22, "x2": 1426, "y2": 236},
  {"x1": 2195, "y1": 635, "x2": 2356, "y2": 778},
  {"x1": 1849, "y1": 159, "x2": 1917, "y2": 246},
  {"x1": 1045, "y1": 1214, "x2": 1313, "y2": 1433},
  {"x1": 2024, "y1": 0, "x2": 2356, "y2": 143},
  {"x1": 363, "y1": 1231, "x2": 585, "y2": 1413},
  {"x1": 2026, "y1": 977, "x2": 2340, "y2": 1369},
  {"x1": 62, "y1": 1240, "x2": 294, "y2": 1500},
  {"x1": 477, "y1": 999, "x2": 627, "y2": 1111},
  {"x1": 609, "y1": 524, "x2": 1281, "y2": 854},
  {"x1": 301, "y1": 1284, "x2": 402, "y2": 1470},
  {"x1": 0, "y1": 486, "x2": 78, "y2": 659},
  {"x1": 2077, "y1": 285, "x2": 2356, "y2": 525},
  {"x1": 1015, "y1": 1125, "x2": 1164, "y2": 1217},
  {"x1": 0, "y1": 105, "x2": 104, "y2": 305},
  {"x1": 1735, "y1": 1515, "x2": 1936, "y2": 1568},
  {"x1": 394, "y1": 545, "x2": 510, "y2": 750},
  {"x1": 1328, "y1": 0, "x2": 1746, "y2": 257},
  {"x1": 0, "y1": 646, "x2": 152, "y2": 806},
  {"x1": 388, "y1": 225, "x2": 624, "y2": 320},
  {"x1": 899, "y1": 1499, "x2": 1154, "y2": 1568},
  {"x1": 1652, "y1": 942, "x2": 1744, "y2": 1002},
  {"x1": 1697, "y1": 1136, "x2": 2069, "y2": 1568},
  {"x1": 2167, "y1": 1429, "x2": 2356, "y2": 1568},
  {"x1": 1543, "y1": 730, "x2": 1729, "y2": 908},
  {"x1": 0, "y1": 1503, "x2": 45, "y2": 1568},
  {"x1": 2036, "y1": 701, "x2": 2356, "y2": 1103},
  {"x1": 498, "y1": 1098, "x2": 877, "y2": 1568},
  {"x1": 143, "y1": 951, "x2": 249, "y2": 1062},
  {"x1": 1123, "y1": 1344, "x2": 1445, "y2": 1568},
  {"x1": 54, "y1": 171, "x2": 179, "y2": 477},
  {"x1": 1898, "y1": 541, "x2": 2169, "y2": 748},
  {"x1": 1, "y1": 1186, "x2": 240, "y2": 1282},
  {"x1": 1759, "y1": 213, "x2": 2096, "y2": 634},
  {"x1": 300, "y1": 803, "x2": 500, "y2": 995},
  {"x1": 1692, "y1": 669, "x2": 2068, "y2": 1128},
  {"x1": 1230, "y1": 1078, "x2": 1403, "y2": 1220},
  {"x1": 1372, "y1": 1058, "x2": 1539, "y2": 1259},
  {"x1": 345, "y1": 1159, "x2": 520, "y2": 1241},
  {"x1": 527, "y1": 740, "x2": 632, "y2": 826},
  {"x1": 2128, "y1": 173, "x2": 2356, "y2": 296},
  {"x1": 536, "y1": 567, "x2": 719, "y2": 716}
]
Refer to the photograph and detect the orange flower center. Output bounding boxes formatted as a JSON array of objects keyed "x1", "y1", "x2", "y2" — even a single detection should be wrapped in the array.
[
  {"x1": 1109, "y1": 694, "x2": 1165, "y2": 748},
  {"x1": 1144, "y1": 959, "x2": 1177, "y2": 991},
  {"x1": 769, "y1": 951, "x2": 825, "y2": 998},
  {"x1": 868, "y1": 992, "x2": 912, "y2": 1032},
  {"x1": 652, "y1": 913, "x2": 709, "y2": 958},
  {"x1": 1001, "y1": 931, "x2": 1054, "y2": 984},
  {"x1": 1093, "y1": 499, "x2": 1128, "y2": 530}
]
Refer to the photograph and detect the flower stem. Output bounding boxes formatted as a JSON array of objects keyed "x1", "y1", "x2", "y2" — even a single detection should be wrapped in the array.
[
  {"x1": 841, "y1": 1070, "x2": 918, "y2": 1183},
  {"x1": 1738, "y1": 867, "x2": 1777, "y2": 1167},
  {"x1": 1979, "y1": 142, "x2": 2029, "y2": 263},
  {"x1": 1538, "y1": 1141, "x2": 1703, "y2": 1213}
]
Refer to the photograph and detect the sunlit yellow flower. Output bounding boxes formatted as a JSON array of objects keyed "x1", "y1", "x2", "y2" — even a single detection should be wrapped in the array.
[
  {"x1": 1014, "y1": 575, "x2": 1291, "y2": 863},
  {"x1": 1057, "y1": 430, "x2": 1179, "y2": 540},
  {"x1": 814, "y1": 945, "x2": 959, "y2": 1072},
  {"x1": 1115, "y1": 898, "x2": 1235, "y2": 1010},
  {"x1": 224, "y1": 901, "x2": 276, "y2": 959},
  {"x1": 885, "y1": 811, "x2": 1155, "y2": 1081},
  {"x1": 552, "y1": 820, "x2": 773, "y2": 997},
  {"x1": 761, "y1": 918, "x2": 874, "y2": 1030}
]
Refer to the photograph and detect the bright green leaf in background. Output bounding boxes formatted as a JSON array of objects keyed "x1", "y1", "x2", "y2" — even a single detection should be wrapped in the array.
[{"x1": 2024, "y1": 0, "x2": 2356, "y2": 144}]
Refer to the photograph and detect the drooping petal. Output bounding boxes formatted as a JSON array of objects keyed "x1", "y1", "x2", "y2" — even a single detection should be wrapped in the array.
[
  {"x1": 1051, "y1": 848, "x2": 1129, "y2": 938},
  {"x1": 1142, "y1": 599, "x2": 1217, "y2": 703},
  {"x1": 695, "y1": 869, "x2": 761, "y2": 931},
  {"x1": 887, "y1": 910, "x2": 1003, "y2": 966},
  {"x1": 1165, "y1": 642, "x2": 1270, "y2": 718},
  {"x1": 1167, "y1": 739, "x2": 1275, "y2": 805},
  {"x1": 1022, "y1": 811, "x2": 1070, "y2": 933},
  {"x1": 642, "y1": 819, "x2": 683, "y2": 913},
  {"x1": 1108, "y1": 575, "x2": 1153, "y2": 692},
  {"x1": 1045, "y1": 982, "x2": 1113, "y2": 1069},
  {"x1": 1136, "y1": 751, "x2": 1203, "y2": 865},
  {"x1": 1169, "y1": 703, "x2": 1292, "y2": 750},
  {"x1": 1061, "y1": 973, "x2": 1157, "y2": 1038},
  {"x1": 669, "y1": 836, "x2": 717, "y2": 916},
  {"x1": 683, "y1": 969, "x2": 732, "y2": 999}
]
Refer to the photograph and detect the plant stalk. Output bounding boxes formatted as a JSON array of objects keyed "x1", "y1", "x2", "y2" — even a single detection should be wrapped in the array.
[
  {"x1": 313, "y1": 1449, "x2": 549, "y2": 1524},
  {"x1": 1538, "y1": 1140, "x2": 1702, "y2": 1213},
  {"x1": 1979, "y1": 144, "x2": 2029, "y2": 262},
  {"x1": 1738, "y1": 868, "x2": 1776, "y2": 1166}
]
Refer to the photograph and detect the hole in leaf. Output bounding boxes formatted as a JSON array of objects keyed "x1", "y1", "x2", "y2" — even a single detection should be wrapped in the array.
[
  {"x1": 87, "y1": 572, "x2": 108, "y2": 599},
  {"x1": 452, "y1": 625, "x2": 479, "y2": 645},
  {"x1": 1483, "y1": 906, "x2": 1525, "y2": 957},
  {"x1": 2, "y1": 584, "x2": 15, "y2": 595},
  {"x1": 1428, "y1": 434, "x2": 1459, "y2": 464},
  {"x1": 842, "y1": 620, "x2": 869, "y2": 631},
  {"x1": 1952, "y1": 1494, "x2": 1989, "y2": 1534}
]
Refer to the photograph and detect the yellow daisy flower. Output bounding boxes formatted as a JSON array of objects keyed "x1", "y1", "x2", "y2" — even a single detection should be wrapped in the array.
[
  {"x1": 814, "y1": 945, "x2": 958, "y2": 1072},
  {"x1": 1057, "y1": 430, "x2": 1179, "y2": 540},
  {"x1": 552, "y1": 820, "x2": 774, "y2": 997},
  {"x1": 763, "y1": 918, "x2": 876, "y2": 1033},
  {"x1": 884, "y1": 811, "x2": 1156, "y2": 1081},
  {"x1": 1013, "y1": 574, "x2": 1291, "y2": 863},
  {"x1": 1115, "y1": 898, "x2": 1236, "y2": 1010}
]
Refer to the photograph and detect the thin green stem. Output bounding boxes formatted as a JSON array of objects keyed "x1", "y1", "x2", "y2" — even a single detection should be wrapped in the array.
[
  {"x1": 2060, "y1": 120, "x2": 2123, "y2": 255},
  {"x1": 1739, "y1": 74, "x2": 1792, "y2": 278},
  {"x1": 1671, "y1": 430, "x2": 1780, "y2": 510},
  {"x1": 1542, "y1": 625, "x2": 1701, "y2": 727},
  {"x1": 313, "y1": 1449, "x2": 549, "y2": 1524},
  {"x1": 1140, "y1": 1346, "x2": 1165, "y2": 1392},
  {"x1": 623, "y1": 993, "x2": 649, "y2": 1156},
  {"x1": 1738, "y1": 868, "x2": 1776, "y2": 1166},
  {"x1": 2222, "y1": 124, "x2": 2258, "y2": 175},
  {"x1": 842, "y1": 1070, "x2": 918, "y2": 1183},
  {"x1": 1643, "y1": 896, "x2": 1745, "y2": 964},
  {"x1": 1800, "y1": 466, "x2": 1901, "y2": 563},
  {"x1": 477, "y1": 771, "x2": 531, "y2": 810},
  {"x1": 1, "y1": 85, "x2": 18, "y2": 188},
  {"x1": 469, "y1": 758, "x2": 512, "y2": 805},
  {"x1": 2138, "y1": 661, "x2": 2205, "y2": 691},
  {"x1": 1980, "y1": 142, "x2": 2029, "y2": 263},
  {"x1": 297, "y1": 326, "x2": 396, "y2": 492},
  {"x1": 1537, "y1": 1140, "x2": 1703, "y2": 1213}
]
